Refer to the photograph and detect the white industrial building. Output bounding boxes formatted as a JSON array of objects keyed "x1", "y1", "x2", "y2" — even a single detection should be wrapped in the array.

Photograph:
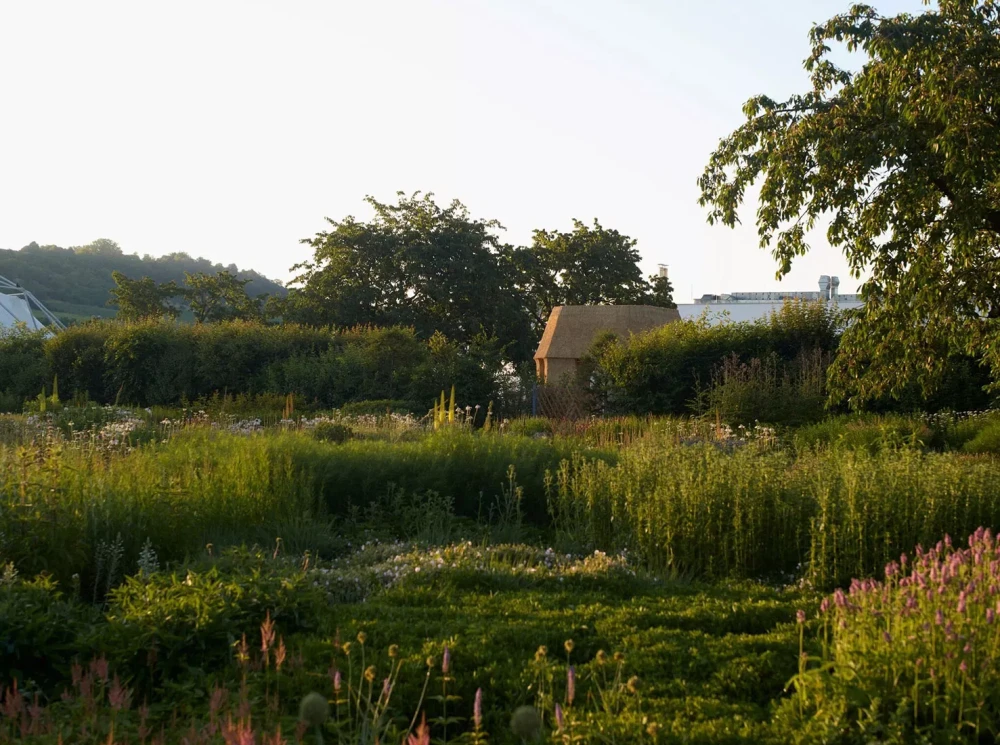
[
  {"x1": 0, "y1": 276, "x2": 64, "y2": 332},
  {"x1": 675, "y1": 274, "x2": 862, "y2": 324}
]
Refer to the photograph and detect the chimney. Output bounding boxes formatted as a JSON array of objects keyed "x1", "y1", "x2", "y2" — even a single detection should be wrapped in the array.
[
  {"x1": 818, "y1": 275, "x2": 831, "y2": 300},
  {"x1": 657, "y1": 264, "x2": 669, "y2": 279},
  {"x1": 831, "y1": 276, "x2": 840, "y2": 298}
]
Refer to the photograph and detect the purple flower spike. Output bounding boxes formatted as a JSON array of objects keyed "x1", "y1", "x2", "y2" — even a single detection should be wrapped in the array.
[
  {"x1": 988, "y1": 608, "x2": 996, "y2": 625},
  {"x1": 936, "y1": 609, "x2": 945, "y2": 626},
  {"x1": 819, "y1": 598, "x2": 830, "y2": 614},
  {"x1": 473, "y1": 688, "x2": 483, "y2": 730},
  {"x1": 334, "y1": 670, "x2": 342, "y2": 692},
  {"x1": 555, "y1": 703, "x2": 564, "y2": 730},
  {"x1": 442, "y1": 645, "x2": 451, "y2": 675},
  {"x1": 883, "y1": 631, "x2": 892, "y2": 644},
  {"x1": 567, "y1": 665, "x2": 576, "y2": 705},
  {"x1": 960, "y1": 660, "x2": 968, "y2": 673}
]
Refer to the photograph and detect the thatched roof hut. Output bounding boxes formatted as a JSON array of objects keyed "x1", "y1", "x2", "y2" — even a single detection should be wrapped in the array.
[{"x1": 533, "y1": 305, "x2": 681, "y2": 382}]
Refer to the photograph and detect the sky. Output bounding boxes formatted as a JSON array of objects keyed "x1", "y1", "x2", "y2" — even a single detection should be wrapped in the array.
[{"x1": 0, "y1": 0, "x2": 928, "y2": 302}]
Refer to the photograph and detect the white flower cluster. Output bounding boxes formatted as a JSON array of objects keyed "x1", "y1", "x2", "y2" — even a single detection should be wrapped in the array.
[{"x1": 306, "y1": 541, "x2": 636, "y2": 603}]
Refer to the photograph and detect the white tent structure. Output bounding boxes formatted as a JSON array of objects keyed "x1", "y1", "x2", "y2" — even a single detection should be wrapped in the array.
[{"x1": 0, "y1": 275, "x2": 64, "y2": 332}]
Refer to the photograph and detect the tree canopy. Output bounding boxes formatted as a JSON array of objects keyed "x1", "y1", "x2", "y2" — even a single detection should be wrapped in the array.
[
  {"x1": 108, "y1": 272, "x2": 182, "y2": 321},
  {"x1": 282, "y1": 193, "x2": 672, "y2": 363},
  {"x1": 698, "y1": 0, "x2": 1000, "y2": 406},
  {"x1": 185, "y1": 271, "x2": 262, "y2": 323},
  {"x1": 513, "y1": 219, "x2": 675, "y2": 330}
]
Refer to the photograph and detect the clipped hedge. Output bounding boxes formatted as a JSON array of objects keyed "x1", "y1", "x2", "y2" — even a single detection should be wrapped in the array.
[{"x1": 0, "y1": 320, "x2": 501, "y2": 409}]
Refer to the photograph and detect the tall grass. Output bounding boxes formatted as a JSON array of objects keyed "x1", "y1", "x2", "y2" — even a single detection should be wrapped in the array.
[
  {"x1": 550, "y1": 437, "x2": 1000, "y2": 587},
  {"x1": 0, "y1": 429, "x2": 608, "y2": 591}
]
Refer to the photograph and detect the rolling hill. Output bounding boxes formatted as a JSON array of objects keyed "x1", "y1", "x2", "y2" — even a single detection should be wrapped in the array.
[{"x1": 0, "y1": 241, "x2": 286, "y2": 324}]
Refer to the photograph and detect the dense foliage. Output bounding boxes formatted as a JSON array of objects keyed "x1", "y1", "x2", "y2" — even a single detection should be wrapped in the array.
[
  {"x1": 279, "y1": 193, "x2": 674, "y2": 364},
  {"x1": 4, "y1": 408, "x2": 1000, "y2": 742},
  {"x1": 0, "y1": 240, "x2": 283, "y2": 324},
  {"x1": 699, "y1": 0, "x2": 1000, "y2": 408},
  {"x1": 587, "y1": 301, "x2": 842, "y2": 419},
  {"x1": 0, "y1": 321, "x2": 505, "y2": 410},
  {"x1": 587, "y1": 301, "x2": 994, "y2": 421}
]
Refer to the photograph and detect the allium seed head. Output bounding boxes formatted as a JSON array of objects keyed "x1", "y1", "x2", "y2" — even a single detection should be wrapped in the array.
[
  {"x1": 564, "y1": 639, "x2": 574, "y2": 654},
  {"x1": 510, "y1": 706, "x2": 542, "y2": 740},
  {"x1": 299, "y1": 692, "x2": 329, "y2": 728}
]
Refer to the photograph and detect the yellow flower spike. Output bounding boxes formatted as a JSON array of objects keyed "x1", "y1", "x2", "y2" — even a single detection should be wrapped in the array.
[{"x1": 448, "y1": 385, "x2": 456, "y2": 423}]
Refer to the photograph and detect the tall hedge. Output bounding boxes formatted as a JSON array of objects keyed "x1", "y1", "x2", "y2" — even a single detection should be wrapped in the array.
[
  {"x1": 0, "y1": 320, "x2": 501, "y2": 410},
  {"x1": 589, "y1": 301, "x2": 842, "y2": 416}
]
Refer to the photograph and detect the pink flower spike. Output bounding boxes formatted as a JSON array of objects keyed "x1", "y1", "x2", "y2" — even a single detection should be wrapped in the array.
[{"x1": 473, "y1": 688, "x2": 482, "y2": 730}]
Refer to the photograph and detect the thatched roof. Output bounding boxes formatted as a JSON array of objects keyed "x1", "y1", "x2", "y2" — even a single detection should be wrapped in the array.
[{"x1": 534, "y1": 305, "x2": 681, "y2": 361}]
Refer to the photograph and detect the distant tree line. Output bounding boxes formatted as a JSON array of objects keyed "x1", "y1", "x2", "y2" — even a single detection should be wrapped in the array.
[{"x1": 0, "y1": 239, "x2": 284, "y2": 323}]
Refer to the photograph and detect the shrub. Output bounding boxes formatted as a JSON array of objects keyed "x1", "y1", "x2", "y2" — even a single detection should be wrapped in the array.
[
  {"x1": 961, "y1": 418, "x2": 1000, "y2": 454},
  {"x1": 0, "y1": 327, "x2": 48, "y2": 412},
  {"x1": 0, "y1": 573, "x2": 98, "y2": 688},
  {"x1": 99, "y1": 549, "x2": 330, "y2": 693},
  {"x1": 311, "y1": 421, "x2": 353, "y2": 443},
  {"x1": 695, "y1": 349, "x2": 829, "y2": 426},
  {"x1": 589, "y1": 301, "x2": 841, "y2": 417}
]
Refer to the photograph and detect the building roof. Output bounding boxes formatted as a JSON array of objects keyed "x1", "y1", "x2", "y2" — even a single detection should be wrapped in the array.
[
  {"x1": 534, "y1": 304, "x2": 681, "y2": 361},
  {"x1": 677, "y1": 299, "x2": 863, "y2": 325}
]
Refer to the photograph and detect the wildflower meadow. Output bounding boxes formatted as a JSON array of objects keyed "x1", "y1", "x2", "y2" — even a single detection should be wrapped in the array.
[{"x1": 5, "y1": 403, "x2": 1000, "y2": 743}]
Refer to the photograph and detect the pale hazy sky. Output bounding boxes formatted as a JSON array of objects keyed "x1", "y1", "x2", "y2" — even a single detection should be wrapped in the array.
[{"x1": 1, "y1": 0, "x2": 925, "y2": 301}]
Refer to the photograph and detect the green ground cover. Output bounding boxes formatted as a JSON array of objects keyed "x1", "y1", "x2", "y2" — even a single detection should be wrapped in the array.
[{"x1": 3, "y1": 407, "x2": 1000, "y2": 743}]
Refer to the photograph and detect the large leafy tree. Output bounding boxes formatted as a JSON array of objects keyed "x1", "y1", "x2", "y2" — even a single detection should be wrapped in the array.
[
  {"x1": 514, "y1": 219, "x2": 674, "y2": 330},
  {"x1": 283, "y1": 192, "x2": 536, "y2": 361},
  {"x1": 184, "y1": 271, "x2": 262, "y2": 323},
  {"x1": 698, "y1": 0, "x2": 1000, "y2": 406},
  {"x1": 107, "y1": 271, "x2": 182, "y2": 321}
]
